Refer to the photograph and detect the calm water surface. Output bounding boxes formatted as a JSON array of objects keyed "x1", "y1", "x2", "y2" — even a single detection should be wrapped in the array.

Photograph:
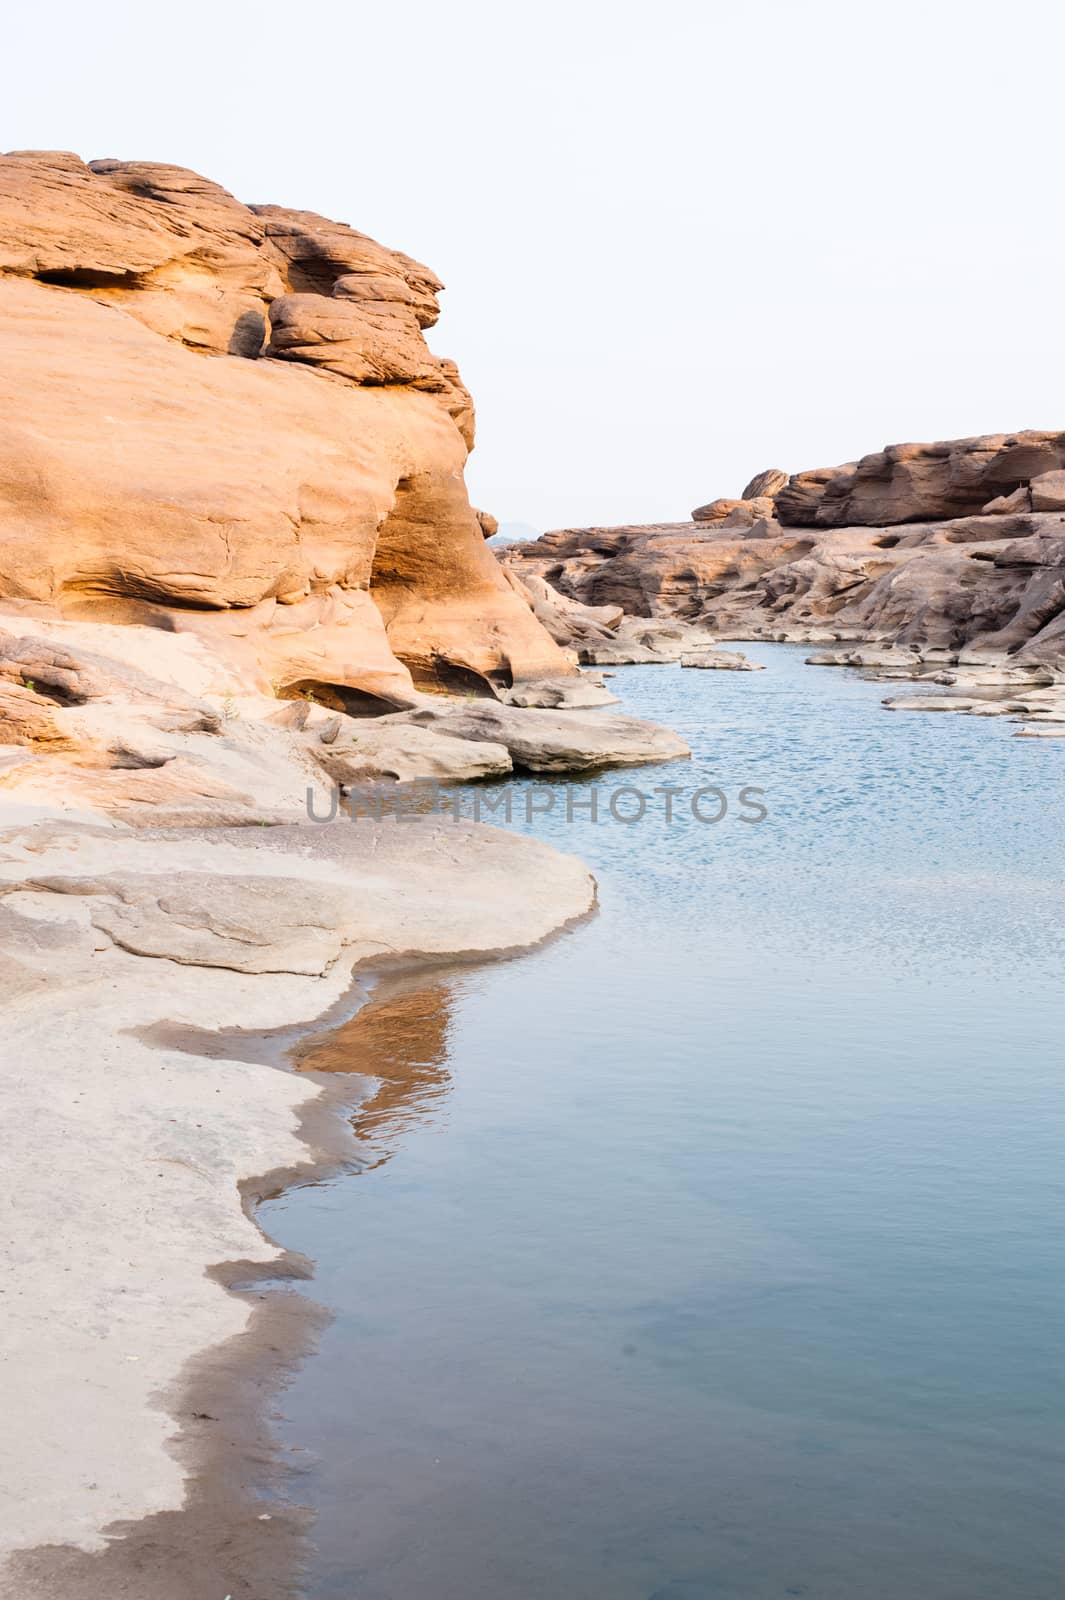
[{"x1": 263, "y1": 646, "x2": 1065, "y2": 1600}]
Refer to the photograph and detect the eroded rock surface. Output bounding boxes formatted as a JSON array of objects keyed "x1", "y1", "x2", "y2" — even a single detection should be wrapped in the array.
[
  {"x1": 680, "y1": 647, "x2": 762, "y2": 670},
  {"x1": 384, "y1": 701, "x2": 690, "y2": 773},
  {"x1": 311, "y1": 719, "x2": 513, "y2": 785},
  {"x1": 0, "y1": 149, "x2": 698, "y2": 1600},
  {"x1": 501, "y1": 433, "x2": 1065, "y2": 729},
  {"x1": 500, "y1": 432, "x2": 1065, "y2": 730},
  {"x1": 775, "y1": 432, "x2": 1065, "y2": 528},
  {"x1": 0, "y1": 150, "x2": 571, "y2": 703},
  {"x1": 502, "y1": 565, "x2": 743, "y2": 666}
]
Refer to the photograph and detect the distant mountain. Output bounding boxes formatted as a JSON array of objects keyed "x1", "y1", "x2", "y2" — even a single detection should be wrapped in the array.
[{"x1": 496, "y1": 521, "x2": 543, "y2": 543}]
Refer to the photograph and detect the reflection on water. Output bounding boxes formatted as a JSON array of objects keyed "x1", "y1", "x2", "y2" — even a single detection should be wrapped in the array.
[
  {"x1": 264, "y1": 646, "x2": 1065, "y2": 1600},
  {"x1": 295, "y1": 978, "x2": 459, "y2": 1169}
]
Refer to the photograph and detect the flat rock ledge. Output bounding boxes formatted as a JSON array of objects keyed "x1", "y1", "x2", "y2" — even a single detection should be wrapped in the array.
[
  {"x1": 0, "y1": 612, "x2": 692, "y2": 829},
  {"x1": 680, "y1": 647, "x2": 762, "y2": 671},
  {"x1": 498, "y1": 429, "x2": 1065, "y2": 735},
  {"x1": 382, "y1": 701, "x2": 690, "y2": 773},
  {"x1": 804, "y1": 647, "x2": 1065, "y2": 730},
  {"x1": 0, "y1": 815, "x2": 594, "y2": 1592}
]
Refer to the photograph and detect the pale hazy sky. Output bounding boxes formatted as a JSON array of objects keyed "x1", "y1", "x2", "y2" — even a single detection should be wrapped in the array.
[{"x1": 8, "y1": 1, "x2": 1065, "y2": 530}]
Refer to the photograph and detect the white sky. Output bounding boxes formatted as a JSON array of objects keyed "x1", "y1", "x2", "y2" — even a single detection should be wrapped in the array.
[{"x1": 7, "y1": 0, "x2": 1065, "y2": 530}]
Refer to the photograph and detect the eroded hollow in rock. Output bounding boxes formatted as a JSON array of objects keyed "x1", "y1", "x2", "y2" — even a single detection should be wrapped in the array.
[
  {"x1": 37, "y1": 266, "x2": 144, "y2": 290},
  {"x1": 409, "y1": 658, "x2": 503, "y2": 698},
  {"x1": 8, "y1": 673, "x2": 85, "y2": 706},
  {"x1": 280, "y1": 254, "x2": 350, "y2": 296},
  {"x1": 277, "y1": 681, "x2": 408, "y2": 717}
]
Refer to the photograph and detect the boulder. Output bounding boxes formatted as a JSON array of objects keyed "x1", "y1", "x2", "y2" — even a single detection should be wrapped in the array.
[
  {"x1": 775, "y1": 433, "x2": 1065, "y2": 528},
  {"x1": 740, "y1": 468, "x2": 788, "y2": 500},
  {"x1": 382, "y1": 702, "x2": 690, "y2": 772},
  {"x1": 502, "y1": 494, "x2": 1065, "y2": 670},
  {"x1": 982, "y1": 486, "x2": 1030, "y2": 515},
  {"x1": 311, "y1": 721, "x2": 512, "y2": 785},
  {"x1": 720, "y1": 499, "x2": 777, "y2": 528},
  {"x1": 692, "y1": 497, "x2": 744, "y2": 523},
  {"x1": 680, "y1": 648, "x2": 762, "y2": 670},
  {"x1": 1029, "y1": 470, "x2": 1065, "y2": 512},
  {"x1": 501, "y1": 676, "x2": 620, "y2": 708}
]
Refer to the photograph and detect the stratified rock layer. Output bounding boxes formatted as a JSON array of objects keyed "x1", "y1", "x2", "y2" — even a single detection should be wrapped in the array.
[
  {"x1": 0, "y1": 151, "x2": 571, "y2": 702},
  {"x1": 775, "y1": 433, "x2": 1065, "y2": 528},
  {"x1": 504, "y1": 433, "x2": 1065, "y2": 670}
]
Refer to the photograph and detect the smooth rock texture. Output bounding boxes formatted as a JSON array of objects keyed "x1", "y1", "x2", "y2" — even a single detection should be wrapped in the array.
[
  {"x1": 501, "y1": 675, "x2": 620, "y2": 708},
  {"x1": 0, "y1": 151, "x2": 572, "y2": 702},
  {"x1": 0, "y1": 815, "x2": 595, "y2": 1589},
  {"x1": 311, "y1": 720, "x2": 513, "y2": 785},
  {"x1": 680, "y1": 648, "x2": 762, "y2": 670},
  {"x1": 0, "y1": 149, "x2": 695, "y2": 1597},
  {"x1": 384, "y1": 702, "x2": 691, "y2": 772}
]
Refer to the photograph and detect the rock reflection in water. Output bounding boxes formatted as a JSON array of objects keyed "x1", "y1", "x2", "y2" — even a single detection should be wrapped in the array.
[{"x1": 295, "y1": 976, "x2": 459, "y2": 1169}]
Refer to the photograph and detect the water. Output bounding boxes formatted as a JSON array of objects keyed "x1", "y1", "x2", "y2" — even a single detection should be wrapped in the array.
[{"x1": 262, "y1": 645, "x2": 1065, "y2": 1600}]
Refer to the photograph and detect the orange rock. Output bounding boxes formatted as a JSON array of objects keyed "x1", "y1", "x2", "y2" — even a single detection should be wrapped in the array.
[{"x1": 0, "y1": 150, "x2": 572, "y2": 701}]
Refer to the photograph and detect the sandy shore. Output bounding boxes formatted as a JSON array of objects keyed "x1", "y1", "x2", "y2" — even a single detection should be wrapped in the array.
[{"x1": 0, "y1": 812, "x2": 595, "y2": 1599}]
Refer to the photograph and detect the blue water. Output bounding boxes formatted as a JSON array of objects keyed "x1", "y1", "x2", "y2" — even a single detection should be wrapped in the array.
[{"x1": 263, "y1": 645, "x2": 1065, "y2": 1600}]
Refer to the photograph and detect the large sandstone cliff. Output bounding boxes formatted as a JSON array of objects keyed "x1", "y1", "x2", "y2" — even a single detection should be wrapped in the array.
[{"x1": 0, "y1": 150, "x2": 569, "y2": 704}]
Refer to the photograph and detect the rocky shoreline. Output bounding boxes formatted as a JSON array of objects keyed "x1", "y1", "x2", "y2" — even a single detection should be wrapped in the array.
[
  {"x1": 499, "y1": 432, "x2": 1065, "y2": 732},
  {"x1": 0, "y1": 150, "x2": 688, "y2": 1597},
  {"x1": 3, "y1": 144, "x2": 1063, "y2": 1597},
  {"x1": 0, "y1": 810, "x2": 601, "y2": 1599}
]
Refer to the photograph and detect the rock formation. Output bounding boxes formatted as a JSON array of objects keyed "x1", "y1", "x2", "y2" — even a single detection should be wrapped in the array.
[
  {"x1": 501, "y1": 565, "x2": 760, "y2": 669},
  {"x1": 774, "y1": 433, "x2": 1065, "y2": 528},
  {"x1": 0, "y1": 813, "x2": 596, "y2": 1598},
  {"x1": 0, "y1": 150, "x2": 570, "y2": 709},
  {"x1": 382, "y1": 701, "x2": 690, "y2": 772},
  {"x1": 0, "y1": 148, "x2": 703, "y2": 1597},
  {"x1": 504, "y1": 433, "x2": 1065, "y2": 683},
  {"x1": 0, "y1": 150, "x2": 697, "y2": 820}
]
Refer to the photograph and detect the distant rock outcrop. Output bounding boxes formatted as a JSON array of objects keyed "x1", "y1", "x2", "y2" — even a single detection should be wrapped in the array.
[
  {"x1": 775, "y1": 433, "x2": 1065, "y2": 528},
  {"x1": 692, "y1": 467, "x2": 786, "y2": 527},
  {"x1": 0, "y1": 151, "x2": 570, "y2": 703},
  {"x1": 503, "y1": 434, "x2": 1065, "y2": 688}
]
